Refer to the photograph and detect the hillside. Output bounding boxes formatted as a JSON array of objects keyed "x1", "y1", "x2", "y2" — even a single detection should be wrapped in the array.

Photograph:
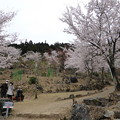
[{"x1": 0, "y1": 69, "x2": 120, "y2": 120}]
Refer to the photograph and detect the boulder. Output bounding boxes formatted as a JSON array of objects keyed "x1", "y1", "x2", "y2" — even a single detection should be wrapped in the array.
[
  {"x1": 114, "y1": 111, "x2": 120, "y2": 119},
  {"x1": 89, "y1": 106, "x2": 105, "y2": 120},
  {"x1": 69, "y1": 94, "x2": 75, "y2": 99},
  {"x1": 71, "y1": 104, "x2": 91, "y2": 120},
  {"x1": 83, "y1": 98, "x2": 109, "y2": 107},
  {"x1": 79, "y1": 85, "x2": 88, "y2": 91},
  {"x1": 104, "y1": 110, "x2": 114, "y2": 119}
]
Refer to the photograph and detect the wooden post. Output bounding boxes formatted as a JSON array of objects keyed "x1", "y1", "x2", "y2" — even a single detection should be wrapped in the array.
[{"x1": 5, "y1": 108, "x2": 9, "y2": 119}]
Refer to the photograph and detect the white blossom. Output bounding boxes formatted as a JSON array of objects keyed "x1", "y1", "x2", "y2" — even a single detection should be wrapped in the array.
[
  {"x1": 43, "y1": 50, "x2": 59, "y2": 65},
  {"x1": 22, "y1": 51, "x2": 41, "y2": 62},
  {"x1": 0, "y1": 11, "x2": 21, "y2": 68}
]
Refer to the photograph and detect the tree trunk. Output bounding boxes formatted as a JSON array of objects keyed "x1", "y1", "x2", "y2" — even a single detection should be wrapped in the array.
[
  {"x1": 35, "y1": 84, "x2": 38, "y2": 99},
  {"x1": 35, "y1": 89, "x2": 38, "y2": 99},
  {"x1": 110, "y1": 66, "x2": 120, "y2": 91},
  {"x1": 101, "y1": 67, "x2": 104, "y2": 85}
]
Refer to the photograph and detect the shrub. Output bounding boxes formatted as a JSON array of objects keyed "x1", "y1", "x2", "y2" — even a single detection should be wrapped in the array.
[
  {"x1": 41, "y1": 72, "x2": 46, "y2": 76},
  {"x1": 29, "y1": 77, "x2": 37, "y2": 84},
  {"x1": 36, "y1": 84, "x2": 43, "y2": 92},
  {"x1": 92, "y1": 72, "x2": 99, "y2": 77}
]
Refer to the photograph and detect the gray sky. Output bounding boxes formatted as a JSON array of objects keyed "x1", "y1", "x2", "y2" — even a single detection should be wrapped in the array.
[{"x1": 0, "y1": 0, "x2": 89, "y2": 44}]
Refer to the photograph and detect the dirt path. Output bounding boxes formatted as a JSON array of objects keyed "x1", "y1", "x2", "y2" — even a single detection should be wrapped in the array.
[{"x1": 8, "y1": 86, "x2": 114, "y2": 120}]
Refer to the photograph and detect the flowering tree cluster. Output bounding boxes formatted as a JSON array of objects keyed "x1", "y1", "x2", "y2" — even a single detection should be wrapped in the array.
[
  {"x1": 43, "y1": 50, "x2": 67, "y2": 76},
  {"x1": 61, "y1": 0, "x2": 120, "y2": 90},
  {"x1": 65, "y1": 42, "x2": 108, "y2": 73},
  {"x1": 22, "y1": 50, "x2": 62, "y2": 75},
  {"x1": 22, "y1": 51, "x2": 41, "y2": 62},
  {"x1": 0, "y1": 11, "x2": 21, "y2": 68},
  {"x1": 22, "y1": 51, "x2": 42, "y2": 74},
  {"x1": 0, "y1": 46, "x2": 21, "y2": 68},
  {"x1": 43, "y1": 50, "x2": 59, "y2": 66}
]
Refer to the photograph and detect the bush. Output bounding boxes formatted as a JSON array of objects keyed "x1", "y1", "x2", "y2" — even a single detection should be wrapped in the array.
[
  {"x1": 92, "y1": 72, "x2": 99, "y2": 77},
  {"x1": 29, "y1": 77, "x2": 37, "y2": 84},
  {"x1": 41, "y1": 72, "x2": 46, "y2": 76},
  {"x1": 36, "y1": 85, "x2": 43, "y2": 92},
  {"x1": 70, "y1": 77, "x2": 78, "y2": 83}
]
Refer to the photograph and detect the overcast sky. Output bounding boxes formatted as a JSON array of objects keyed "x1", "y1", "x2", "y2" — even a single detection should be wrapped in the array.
[{"x1": 0, "y1": 0, "x2": 89, "y2": 44}]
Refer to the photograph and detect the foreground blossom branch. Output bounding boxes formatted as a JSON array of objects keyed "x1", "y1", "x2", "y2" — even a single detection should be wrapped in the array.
[{"x1": 0, "y1": 11, "x2": 21, "y2": 68}]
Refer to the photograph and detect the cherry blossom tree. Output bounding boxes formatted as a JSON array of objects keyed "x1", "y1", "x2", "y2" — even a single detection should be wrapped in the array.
[
  {"x1": 0, "y1": 46, "x2": 21, "y2": 68},
  {"x1": 22, "y1": 51, "x2": 41, "y2": 62},
  {"x1": 43, "y1": 50, "x2": 60, "y2": 75},
  {"x1": 65, "y1": 41, "x2": 108, "y2": 84},
  {"x1": 0, "y1": 11, "x2": 21, "y2": 68},
  {"x1": 22, "y1": 51, "x2": 42, "y2": 73},
  {"x1": 65, "y1": 41, "x2": 108, "y2": 72},
  {"x1": 61, "y1": 0, "x2": 120, "y2": 90},
  {"x1": 22, "y1": 51, "x2": 42, "y2": 99},
  {"x1": 44, "y1": 50, "x2": 59, "y2": 66}
]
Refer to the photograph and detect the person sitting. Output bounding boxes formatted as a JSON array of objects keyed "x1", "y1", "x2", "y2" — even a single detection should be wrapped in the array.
[{"x1": 15, "y1": 87, "x2": 24, "y2": 101}]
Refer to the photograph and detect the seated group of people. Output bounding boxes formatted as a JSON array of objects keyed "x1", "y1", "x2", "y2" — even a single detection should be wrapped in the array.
[{"x1": 0, "y1": 80, "x2": 24, "y2": 102}]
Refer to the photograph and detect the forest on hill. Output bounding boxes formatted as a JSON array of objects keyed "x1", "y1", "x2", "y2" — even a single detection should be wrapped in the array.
[{"x1": 10, "y1": 40, "x2": 71, "y2": 55}]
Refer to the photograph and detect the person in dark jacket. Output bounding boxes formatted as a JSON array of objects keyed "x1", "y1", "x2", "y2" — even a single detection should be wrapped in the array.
[
  {"x1": 0, "y1": 80, "x2": 9, "y2": 98},
  {"x1": 15, "y1": 87, "x2": 24, "y2": 101}
]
